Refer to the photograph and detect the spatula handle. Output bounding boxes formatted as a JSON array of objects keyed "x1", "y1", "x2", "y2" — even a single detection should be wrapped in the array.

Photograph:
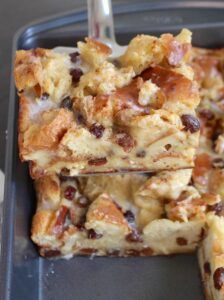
[{"x1": 87, "y1": 0, "x2": 116, "y2": 47}]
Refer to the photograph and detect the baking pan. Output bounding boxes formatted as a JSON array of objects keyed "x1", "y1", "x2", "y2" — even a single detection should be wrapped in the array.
[{"x1": 2, "y1": 1, "x2": 224, "y2": 299}]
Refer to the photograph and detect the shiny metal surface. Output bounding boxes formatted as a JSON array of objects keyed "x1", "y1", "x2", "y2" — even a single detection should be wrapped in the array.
[
  {"x1": 88, "y1": 0, "x2": 116, "y2": 45},
  {"x1": 88, "y1": 0, "x2": 126, "y2": 56},
  {"x1": 55, "y1": 0, "x2": 126, "y2": 59}
]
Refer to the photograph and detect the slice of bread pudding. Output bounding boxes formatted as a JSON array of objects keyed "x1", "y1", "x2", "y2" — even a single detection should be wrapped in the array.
[{"x1": 14, "y1": 29, "x2": 200, "y2": 178}]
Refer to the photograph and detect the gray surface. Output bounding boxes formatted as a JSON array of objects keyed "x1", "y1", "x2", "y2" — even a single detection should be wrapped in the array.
[{"x1": 16, "y1": 255, "x2": 202, "y2": 300}]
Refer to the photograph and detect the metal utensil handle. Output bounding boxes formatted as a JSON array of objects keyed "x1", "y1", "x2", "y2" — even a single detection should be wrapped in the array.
[{"x1": 87, "y1": 0, "x2": 116, "y2": 46}]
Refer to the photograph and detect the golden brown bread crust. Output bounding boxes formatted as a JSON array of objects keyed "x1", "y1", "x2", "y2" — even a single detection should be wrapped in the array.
[
  {"x1": 14, "y1": 48, "x2": 72, "y2": 101},
  {"x1": 32, "y1": 210, "x2": 55, "y2": 238},
  {"x1": 35, "y1": 174, "x2": 60, "y2": 209},
  {"x1": 86, "y1": 194, "x2": 130, "y2": 230},
  {"x1": 23, "y1": 108, "x2": 73, "y2": 151},
  {"x1": 18, "y1": 96, "x2": 31, "y2": 133},
  {"x1": 15, "y1": 30, "x2": 201, "y2": 178},
  {"x1": 119, "y1": 29, "x2": 192, "y2": 73},
  {"x1": 140, "y1": 65, "x2": 200, "y2": 108},
  {"x1": 77, "y1": 38, "x2": 112, "y2": 68},
  {"x1": 14, "y1": 49, "x2": 47, "y2": 92}
]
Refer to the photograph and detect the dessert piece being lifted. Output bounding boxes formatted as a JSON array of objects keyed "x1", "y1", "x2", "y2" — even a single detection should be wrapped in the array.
[{"x1": 14, "y1": 29, "x2": 200, "y2": 178}]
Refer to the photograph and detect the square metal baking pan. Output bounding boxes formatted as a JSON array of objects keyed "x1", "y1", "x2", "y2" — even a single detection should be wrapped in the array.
[{"x1": 2, "y1": 2, "x2": 224, "y2": 299}]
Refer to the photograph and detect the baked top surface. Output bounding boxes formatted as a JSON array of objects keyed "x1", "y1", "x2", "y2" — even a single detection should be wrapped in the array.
[{"x1": 14, "y1": 29, "x2": 200, "y2": 178}]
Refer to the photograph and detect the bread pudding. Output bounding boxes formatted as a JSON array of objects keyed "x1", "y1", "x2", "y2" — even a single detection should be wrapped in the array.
[
  {"x1": 14, "y1": 29, "x2": 200, "y2": 178},
  {"x1": 32, "y1": 170, "x2": 208, "y2": 257},
  {"x1": 14, "y1": 29, "x2": 224, "y2": 299}
]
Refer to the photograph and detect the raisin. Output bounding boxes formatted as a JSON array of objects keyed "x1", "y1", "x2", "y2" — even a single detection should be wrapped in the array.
[
  {"x1": 60, "y1": 96, "x2": 73, "y2": 110},
  {"x1": 40, "y1": 92, "x2": 49, "y2": 100},
  {"x1": 69, "y1": 51, "x2": 80, "y2": 63},
  {"x1": 136, "y1": 150, "x2": 146, "y2": 158},
  {"x1": 88, "y1": 229, "x2": 103, "y2": 239},
  {"x1": 204, "y1": 262, "x2": 211, "y2": 275},
  {"x1": 43, "y1": 249, "x2": 61, "y2": 258},
  {"x1": 176, "y1": 237, "x2": 188, "y2": 246},
  {"x1": 76, "y1": 223, "x2": 86, "y2": 231},
  {"x1": 208, "y1": 202, "x2": 224, "y2": 216},
  {"x1": 76, "y1": 215, "x2": 86, "y2": 231},
  {"x1": 126, "y1": 230, "x2": 143, "y2": 243},
  {"x1": 88, "y1": 157, "x2": 107, "y2": 166},
  {"x1": 200, "y1": 228, "x2": 206, "y2": 239},
  {"x1": 124, "y1": 210, "x2": 135, "y2": 223},
  {"x1": 70, "y1": 68, "x2": 83, "y2": 84},
  {"x1": 165, "y1": 144, "x2": 172, "y2": 151},
  {"x1": 212, "y1": 158, "x2": 224, "y2": 169},
  {"x1": 181, "y1": 114, "x2": 200, "y2": 133},
  {"x1": 115, "y1": 131, "x2": 135, "y2": 152},
  {"x1": 89, "y1": 123, "x2": 105, "y2": 138},
  {"x1": 76, "y1": 113, "x2": 86, "y2": 125},
  {"x1": 199, "y1": 109, "x2": 214, "y2": 121},
  {"x1": 213, "y1": 267, "x2": 224, "y2": 290},
  {"x1": 64, "y1": 186, "x2": 76, "y2": 201},
  {"x1": 77, "y1": 196, "x2": 89, "y2": 208}
]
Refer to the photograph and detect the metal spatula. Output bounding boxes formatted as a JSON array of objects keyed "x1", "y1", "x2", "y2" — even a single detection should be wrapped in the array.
[{"x1": 54, "y1": 0, "x2": 126, "y2": 58}]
